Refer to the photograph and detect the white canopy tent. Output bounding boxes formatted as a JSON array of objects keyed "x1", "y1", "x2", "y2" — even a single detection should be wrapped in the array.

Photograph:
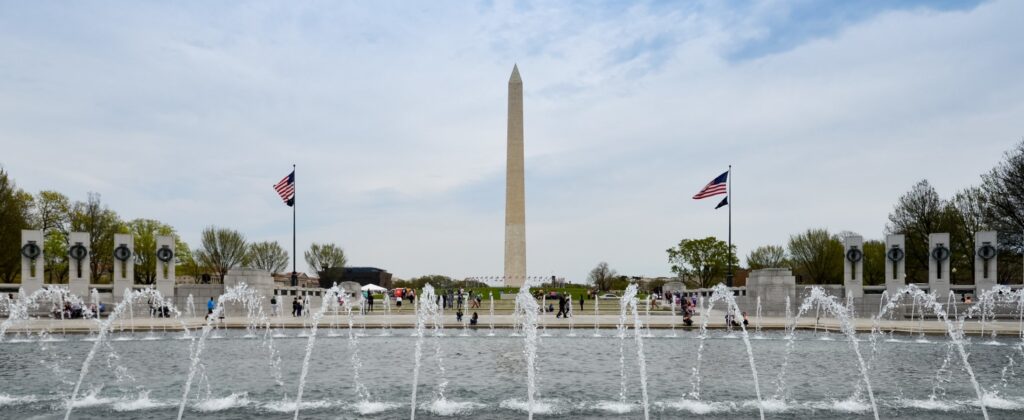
[{"x1": 361, "y1": 284, "x2": 387, "y2": 293}]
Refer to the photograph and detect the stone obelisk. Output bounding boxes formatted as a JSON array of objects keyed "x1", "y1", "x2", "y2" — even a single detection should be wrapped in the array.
[{"x1": 504, "y1": 65, "x2": 526, "y2": 287}]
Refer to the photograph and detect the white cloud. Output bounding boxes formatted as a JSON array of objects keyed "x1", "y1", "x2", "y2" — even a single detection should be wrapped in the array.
[{"x1": 0, "y1": 1, "x2": 1020, "y2": 281}]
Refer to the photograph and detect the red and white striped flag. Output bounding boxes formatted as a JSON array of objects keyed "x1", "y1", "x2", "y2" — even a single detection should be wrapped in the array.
[
  {"x1": 274, "y1": 171, "x2": 295, "y2": 207},
  {"x1": 692, "y1": 171, "x2": 728, "y2": 199}
]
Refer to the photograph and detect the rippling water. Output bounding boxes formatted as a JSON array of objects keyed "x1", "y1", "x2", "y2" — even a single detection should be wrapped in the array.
[{"x1": 1, "y1": 329, "x2": 1022, "y2": 419}]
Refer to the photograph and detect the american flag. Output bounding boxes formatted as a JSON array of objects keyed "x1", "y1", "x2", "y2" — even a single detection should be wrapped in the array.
[
  {"x1": 274, "y1": 170, "x2": 295, "y2": 207},
  {"x1": 692, "y1": 171, "x2": 728, "y2": 199}
]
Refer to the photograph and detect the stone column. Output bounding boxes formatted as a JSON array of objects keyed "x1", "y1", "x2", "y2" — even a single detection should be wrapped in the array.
[
  {"x1": 112, "y1": 233, "x2": 134, "y2": 302},
  {"x1": 155, "y1": 235, "x2": 176, "y2": 300},
  {"x1": 974, "y1": 231, "x2": 998, "y2": 294},
  {"x1": 843, "y1": 235, "x2": 864, "y2": 299},
  {"x1": 68, "y1": 232, "x2": 91, "y2": 297},
  {"x1": 884, "y1": 234, "x2": 906, "y2": 297},
  {"x1": 20, "y1": 230, "x2": 44, "y2": 295},
  {"x1": 928, "y1": 233, "x2": 951, "y2": 298}
]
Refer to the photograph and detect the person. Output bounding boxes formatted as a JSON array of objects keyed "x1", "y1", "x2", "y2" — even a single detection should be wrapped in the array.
[
  {"x1": 408, "y1": 290, "x2": 415, "y2": 305},
  {"x1": 396, "y1": 295, "x2": 403, "y2": 312},
  {"x1": 207, "y1": 297, "x2": 216, "y2": 319},
  {"x1": 456, "y1": 309, "x2": 464, "y2": 322},
  {"x1": 556, "y1": 295, "x2": 566, "y2": 319},
  {"x1": 292, "y1": 297, "x2": 299, "y2": 317},
  {"x1": 441, "y1": 293, "x2": 447, "y2": 309},
  {"x1": 726, "y1": 313, "x2": 740, "y2": 328},
  {"x1": 470, "y1": 312, "x2": 478, "y2": 326},
  {"x1": 683, "y1": 312, "x2": 693, "y2": 327},
  {"x1": 742, "y1": 311, "x2": 749, "y2": 327},
  {"x1": 579, "y1": 294, "x2": 585, "y2": 311},
  {"x1": 367, "y1": 293, "x2": 374, "y2": 312},
  {"x1": 270, "y1": 295, "x2": 278, "y2": 316}
]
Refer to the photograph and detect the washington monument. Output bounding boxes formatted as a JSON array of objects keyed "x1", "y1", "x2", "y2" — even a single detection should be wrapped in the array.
[{"x1": 504, "y1": 65, "x2": 526, "y2": 287}]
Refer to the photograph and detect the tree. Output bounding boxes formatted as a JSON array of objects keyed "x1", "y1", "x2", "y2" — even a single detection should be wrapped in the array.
[
  {"x1": 194, "y1": 226, "x2": 248, "y2": 282},
  {"x1": 404, "y1": 274, "x2": 456, "y2": 290},
  {"x1": 980, "y1": 140, "x2": 1024, "y2": 256},
  {"x1": 304, "y1": 242, "x2": 347, "y2": 274},
  {"x1": 588, "y1": 262, "x2": 617, "y2": 291},
  {"x1": 862, "y1": 240, "x2": 886, "y2": 286},
  {"x1": 247, "y1": 241, "x2": 290, "y2": 275},
  {"x1": 746, "y1": 245, "x2": 787, "y2": 270},
  {"x1": 125, "y1": 219, "x2": 176, "y2": 284},
  {"x1": 69, "y1": 193, "x2": 122, "y2": 283},
  {"x1": 886, "y1": 180, "x2": 973, "y2": 283},
  {"x1": 43, "y1": 229, "x2": 69, "y2": 283},
  {"x1": 666, "y1": 237, "x2": 738, "y2": 289},
  {"x1": 787, "y1": 228, "x2": 843, "y2": 284},
  {"x1": 33, "y1": 190, "x2": 70, "y2": 234},
  {"x1": 34, "y1": 191, "x2": 72, "y2": 283},
  {"x1": 0, "y1": 169, "x2": 33, "y2": 283}
]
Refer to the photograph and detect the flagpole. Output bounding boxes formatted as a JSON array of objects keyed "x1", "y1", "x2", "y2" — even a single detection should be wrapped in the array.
[
  {"x1": 727, "y1": 164, "x2": 733, "y2": 287},
  {"x1": 292, "y1": 164, "x2": 297, "y2": 287}
]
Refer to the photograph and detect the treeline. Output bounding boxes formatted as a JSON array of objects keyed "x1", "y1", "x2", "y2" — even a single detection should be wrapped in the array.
[
  {"x1": 747, "y1": 140, "x2": 1024, "y2": 285},
  {"x1": 0, "y1": 169, "x2": 348, "y2": 284}
]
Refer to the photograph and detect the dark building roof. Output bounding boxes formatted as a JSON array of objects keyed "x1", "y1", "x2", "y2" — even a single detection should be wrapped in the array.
[{"x1": 344, "y1": 267, "x2": 388, "y2": 273}]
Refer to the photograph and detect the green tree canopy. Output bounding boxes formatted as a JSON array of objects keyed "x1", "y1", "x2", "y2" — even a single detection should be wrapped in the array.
[
  {"x1": 247, "y1": 241, "x2": 290, "y2": 275},
  {"x1": 862, "y1": 239, "x2": 886, "y2": 286},
  {"x1": 69, "y1": 192, "x2": 122, "y2": 283},
  {"x1": 787, "y1": 228, "x2": 843, "y2": 284},
  {"x1": 34, "y1": 191, "x2": 72, "y2": 283},
  {"x1": 125, "y1": 218, "x2": 176, "y2": 284},
  {"x1": 194, "y1": 226, "x2": 248, "y2": 282},
  {"x1": 746, "y1": 245, "x2": 787, "y2": 270},
  {"x1": 304, "y1": 242, "x2": 347, "y2": 274},
  {"x1": 0, "y1": 169, "x2": 33, "y2": 283},
  {"x1": 666, "y1": 237, "x2": 738, "y2": 289}
]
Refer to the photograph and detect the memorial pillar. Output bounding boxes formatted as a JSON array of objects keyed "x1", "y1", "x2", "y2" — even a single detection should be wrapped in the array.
[
  {"x1": 928, "y1": 233, "x2": 951, "y2": 298},
  {"x1": 155, "y1": 235, "x2": 176, "y2": 299},
  {"x1": 884, "y1": 234, "x2": 906, "y2": 297},
  {"x1": 68, "y1": 232, "x2": 91, "y2": 297},
  {"x1": 112, "y1": 233, "x2": 134, "y2": 302},
  {"x1": 843, "y1": 235, "x2": 864, "y2": 299},
  {"x1": 974, "y1": 231, "x2": 998, "y2": 294},
  {"x1": 20, "y1": 230, "x2": 44, "y2": 295}
]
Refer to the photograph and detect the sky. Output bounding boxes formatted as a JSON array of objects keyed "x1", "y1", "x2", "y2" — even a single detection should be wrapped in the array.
[{"x1": 1, "y1": 0, "x2": 1022, "y2": 282}]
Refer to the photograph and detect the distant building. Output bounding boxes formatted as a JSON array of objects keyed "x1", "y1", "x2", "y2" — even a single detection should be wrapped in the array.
[
  {"x1": 272, "y1": 272, "x2": 319, "y2": 288},
  {"x1": 316, "y1": 267, "x2": 392, "y2": 289}
]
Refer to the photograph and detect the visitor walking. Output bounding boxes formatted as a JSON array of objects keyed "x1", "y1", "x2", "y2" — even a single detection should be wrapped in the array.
[
  {"x1": 556, "y1": 295, "x2": 567, "y2": 318},
  {"x1": 206, "y1": 297, "x2": 216, "y2": 319},
  {"x1": 396, "y1": 295, "x2": 403, "y2": 312}
]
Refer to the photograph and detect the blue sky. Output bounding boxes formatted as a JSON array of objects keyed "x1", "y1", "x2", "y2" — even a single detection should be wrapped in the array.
[{"x1": 1, "y1": 0, "x2": 1021, "y2": 281}]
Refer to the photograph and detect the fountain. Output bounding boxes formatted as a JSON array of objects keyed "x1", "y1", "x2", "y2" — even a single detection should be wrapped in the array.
[
  {"x1": 515, "y1": 277, "x2": 540, "y2": 420},
  {"x1": 488, "y1": 292, "x2": 495, "y2": 336},
  {"x1": 0, "y1": 281, "x2": 1023, "y2": 419}
]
